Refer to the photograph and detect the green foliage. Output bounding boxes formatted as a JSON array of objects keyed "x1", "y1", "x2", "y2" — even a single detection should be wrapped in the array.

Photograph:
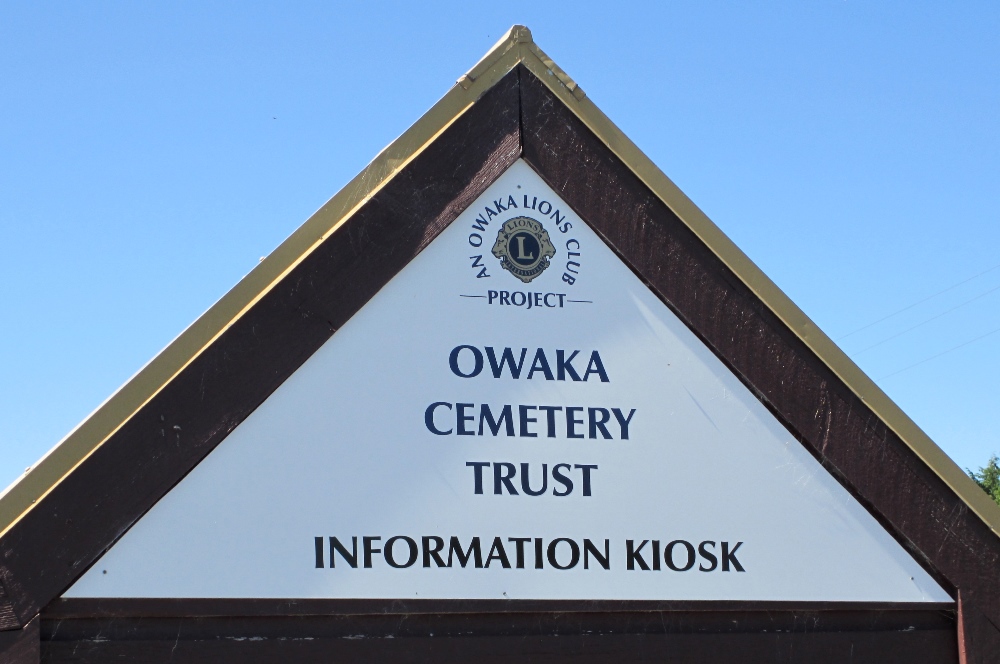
[{"x1": 967, "y1": 455, "x2": 1000, "y2": 506}]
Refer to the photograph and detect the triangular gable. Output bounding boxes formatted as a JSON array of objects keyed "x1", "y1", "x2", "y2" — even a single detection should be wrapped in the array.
[
  {"x1": 62, "y1": 161, "x2": 947, "y2": 602},
  {"x1": 1, "y1": 24, "x2": 999, "y2": 661}
]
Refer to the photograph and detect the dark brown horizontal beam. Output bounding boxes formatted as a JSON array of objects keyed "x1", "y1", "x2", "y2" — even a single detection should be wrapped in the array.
[
  {"x1": 40, "y1": 608, "x2": 957, "y2": 664},
  {"x1": 43, "y1": 597, "x2": 954, "y2": 619}
]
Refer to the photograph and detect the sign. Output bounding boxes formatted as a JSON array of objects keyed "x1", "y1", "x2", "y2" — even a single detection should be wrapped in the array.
[
  {"x1": 66, "y1": 162, "x2": 947, "y2": 602},
  {"x1": 2, "y1": 25, "x2": 997, "y2": 664}
]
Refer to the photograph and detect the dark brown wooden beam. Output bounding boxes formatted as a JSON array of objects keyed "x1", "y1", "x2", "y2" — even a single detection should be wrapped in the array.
[
  {"x1": 0, "y1": 616, "x2": 37, "y2": 664},
  {"x1": 40, "y1": 607, "x2": 956, "y2": 664},
  {"x1": 517, "y1": 62, "x2": 1000, "y2": 664},
  {"x1": 0, "y1": 68, "x2": 522, "y2": 629}
]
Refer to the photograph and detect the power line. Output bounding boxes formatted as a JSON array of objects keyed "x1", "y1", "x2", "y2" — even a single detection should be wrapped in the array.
[
  {"x1": 837, "y1": 261, "x2": 1000, "y2": 341},
  {"x1": 850, "y1": 283, "x2": 1000, "y2": 357},
  {"x1": 878, "y1": 325, "x2": 1000, "y2": 381}
]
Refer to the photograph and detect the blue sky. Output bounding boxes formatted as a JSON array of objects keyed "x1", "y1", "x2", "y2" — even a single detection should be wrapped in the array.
[{"x1": 2, "y1": 2, "x2": 999, "y2": 491}]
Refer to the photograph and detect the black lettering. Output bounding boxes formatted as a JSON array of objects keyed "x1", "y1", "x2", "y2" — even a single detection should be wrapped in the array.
[
  {"x1": 574, "y1": 464, "x2": 597, "y2": 496},
  {"x1": 384, "y1": 536, "x2": 418, "y2": 568},
  {"x1": 363, "y1": 536, "x2": 381, "y2": 568},
  {"x1": 698, "y1": 541, "x2": 718, "y2": 572},
  {"x1": 485, "y1": 537, "x2": 512, "y2": 568},
  {"x1": 722, "y1": 541, "x2": 745, "y2": 572},
  {"x1": 448, "y1": 536, "x2": 483, "y2": 568},
  {"x1": 627, "y1": 539, "x2": 650, "y2": 571},
  {"x1": 652, "y1": 540, "x2": 661, "y2": 571},
  {"x1": 547, "y1": 538, "x2": 580, "y2": 569},
  {"x1": 534, "y1": 537, "x2": 544, "y2": 568},
  {"x1": 315, "y1": 536, "x2": 324, "y2": 568},
  {"x1": 330, "y1": 536, "x2": 358, "y2": 568},
  {"x1": 509, "y1": 537, "x2": 531, "y2": 569},
  {"x1": 584, "y1": 539, "x2": 610, "y2": 570},
  {"x1": 423, "y1": 536, "x2": 447, "y2": 567},
  {"x1": 665, "y1": 540, "x2": 696, "y2": 572}
]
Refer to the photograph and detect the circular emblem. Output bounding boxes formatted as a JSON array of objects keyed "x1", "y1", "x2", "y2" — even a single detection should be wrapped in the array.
[{"x1": 491, "y1": 216, "x2": 556, "y2": 283}]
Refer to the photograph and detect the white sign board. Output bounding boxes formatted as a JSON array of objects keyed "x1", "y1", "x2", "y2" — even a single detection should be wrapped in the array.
[{"x1": 66, "y1": 161, "x2": 948, "y2": 602}]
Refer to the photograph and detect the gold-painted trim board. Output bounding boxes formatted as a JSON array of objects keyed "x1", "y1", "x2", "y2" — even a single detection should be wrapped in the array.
[{"x1": 4, "y1": 25, "x2": 998, "y2": 546}]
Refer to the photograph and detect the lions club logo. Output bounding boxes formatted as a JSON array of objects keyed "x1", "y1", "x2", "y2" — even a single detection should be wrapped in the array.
[{"x1": 491, "y1": 216, "x2": 556, "y2": 283}]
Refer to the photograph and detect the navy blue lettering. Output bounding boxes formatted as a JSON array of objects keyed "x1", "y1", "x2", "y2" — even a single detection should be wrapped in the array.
[
  {"x1": 556, "y1": 350, "x2": 582, "y2": 381},
  {"x1": 520, "y1": 463, "x2": 548, "y2": 496},
  {"x1": 552, "y1": 463, "x2": 573, "y2": 496},
  {"x1": 612, "y1": 408, "x2": 636, "y2": 440},
  {"x1": 486, "y1": 347, "x2": 527, "y2": 378},
  {"x1": 518, "y1": 405, "x2": 538, "y2": 437},
  {"x1": 456, "y1": 403, "x2": 475, "y2": 436},
  {"x1": 588, "y1": 408, "x2": 612, "y2": 439},
  {"x1": 574, "y1": 464, "x2": 597, "y2": 496},
  {"x1": 466, "y1": 461, "x2": 489, "y2": 494},
  {"x1": 479, "y1": 404, "x2": 514, "y2": 436},
  {"x1": 527, "y1": 349, "x2": 554, "y2": 380},
  {"x1": 425, "y1": 402, "x2": 452, "y2": 435},
  {"x1": 494, "y1": 462, "x2": 519, "y2": 495},
  {"x1": 566, "y1": 407, "x2": 585, "y2": 438},
  {"x1": 450, "y1": 345, "x2": 483, "y2": 378},
  {"x1": 583, "y1": 352, "x2": 610, "y2": 382}
]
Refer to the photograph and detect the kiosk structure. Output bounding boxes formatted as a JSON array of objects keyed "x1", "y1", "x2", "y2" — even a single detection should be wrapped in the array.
[{"x1": 1, "y1": 26, "x2": 998, "y2": 663}]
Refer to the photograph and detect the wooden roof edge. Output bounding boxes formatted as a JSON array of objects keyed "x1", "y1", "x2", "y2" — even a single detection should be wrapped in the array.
[
  {"x1": 5, "y1": 24, "x2": 998, "y2": 546},
  {"x1": 513, "y1": 35, "x2": 1000, "y2": 539},
  {"x1": 0, "y1": 26, "x2": 529, "y2": 539}
]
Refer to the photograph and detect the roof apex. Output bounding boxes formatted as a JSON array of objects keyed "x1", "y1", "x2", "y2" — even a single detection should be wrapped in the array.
[{"x1": 3, "y1": 22, "x2": 998, "y2": 552}]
